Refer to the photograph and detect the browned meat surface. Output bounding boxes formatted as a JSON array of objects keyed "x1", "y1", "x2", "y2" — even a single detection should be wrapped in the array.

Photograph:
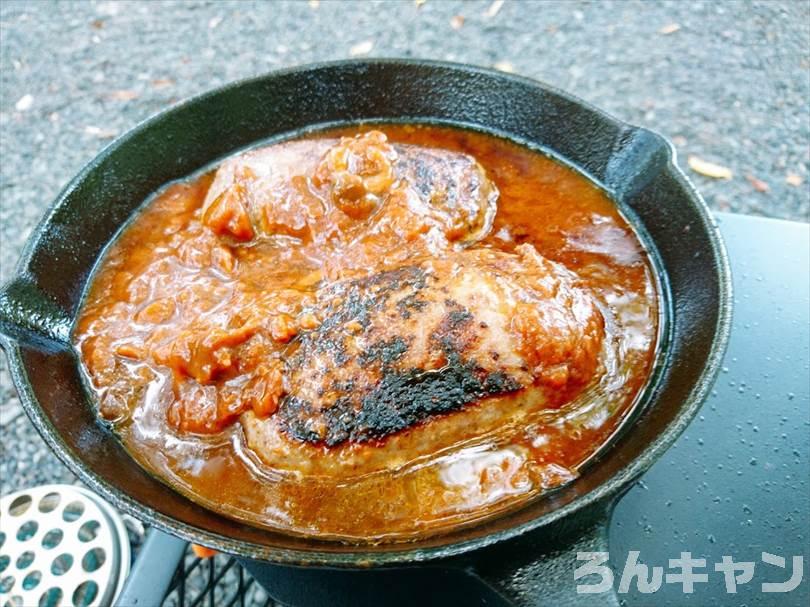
[
  {"x1": 242, "y1": 245, "x2": 605, "y2": 476},
  {"x1": 201, "y1": 131, "x2": 498, "y2": 278}
]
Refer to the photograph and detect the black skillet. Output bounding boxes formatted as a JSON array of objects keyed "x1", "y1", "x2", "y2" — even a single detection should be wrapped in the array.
[{"x1": 0, "y1": 60, "x2": 731, "y2": 606}]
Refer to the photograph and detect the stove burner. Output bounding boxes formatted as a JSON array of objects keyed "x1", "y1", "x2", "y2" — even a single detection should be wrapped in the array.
[{"x1": 0, "y1": 484, "x2": 130, "y2": 607}]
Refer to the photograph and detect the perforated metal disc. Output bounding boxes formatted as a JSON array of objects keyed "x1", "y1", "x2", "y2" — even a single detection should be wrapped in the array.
[{"x1": 0, "y1": 484, "x2": 130, "y2": 607}]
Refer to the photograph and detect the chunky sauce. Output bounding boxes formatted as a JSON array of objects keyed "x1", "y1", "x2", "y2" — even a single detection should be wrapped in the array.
[{"x1": 75, "y1": 125, "x2": 659, "y2": 541}]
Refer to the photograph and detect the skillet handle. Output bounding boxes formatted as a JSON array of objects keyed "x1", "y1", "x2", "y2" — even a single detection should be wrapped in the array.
[
  {"x1": 458, "y1": 503, "x2": 620, "y2": 606},
  {"x1": 0, "y1": 276, "x2": 72, "y2": 349}
]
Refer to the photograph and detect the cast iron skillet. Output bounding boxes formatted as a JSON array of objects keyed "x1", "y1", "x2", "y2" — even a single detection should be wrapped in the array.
[{"x1": 0, "y1": 60, "x2": 731, "y2": 606}]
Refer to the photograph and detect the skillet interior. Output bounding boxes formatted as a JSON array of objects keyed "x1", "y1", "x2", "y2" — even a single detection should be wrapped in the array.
[{"x1": 0, "y1": 60, "x2": 730, "y2": 566}]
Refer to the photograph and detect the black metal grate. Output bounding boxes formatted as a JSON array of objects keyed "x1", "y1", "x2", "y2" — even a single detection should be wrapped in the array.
[{"x1": 161, "y1": 547, "x2": 281, "y2": 607}]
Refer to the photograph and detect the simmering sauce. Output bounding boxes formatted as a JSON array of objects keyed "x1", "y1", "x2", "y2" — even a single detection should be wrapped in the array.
[{"x1": 74, "y1": 125, "x2": 659, "y2": 541}]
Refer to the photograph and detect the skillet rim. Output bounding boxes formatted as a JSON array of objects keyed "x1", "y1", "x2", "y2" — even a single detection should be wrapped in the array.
[{"x1": 1, "y1": 58, "x2": 732, "y2": 566}]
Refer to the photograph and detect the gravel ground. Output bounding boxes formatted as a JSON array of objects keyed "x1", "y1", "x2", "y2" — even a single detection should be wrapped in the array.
[{"x1": 0, "y1": 1, "x2": 808, "y2": 600}]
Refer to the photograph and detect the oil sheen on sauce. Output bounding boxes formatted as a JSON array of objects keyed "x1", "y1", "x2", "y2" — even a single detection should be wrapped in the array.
[{"x1": 74, "y1": 125, "x2": 659, "y2": 541}]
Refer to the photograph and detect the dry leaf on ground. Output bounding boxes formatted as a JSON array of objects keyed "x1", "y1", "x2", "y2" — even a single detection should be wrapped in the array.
[
  {"x1": 688, "y1": 156, "x2": 733, "y2": 180},
  {"x1": 108, "y1": 89, "x2": 138, "y2": 101},
  {"x1": 350, "y1": 40, "x2": 374, "y2": 56},
  {"x1": 484, "y1": 0, "x2": 504, "y2": 19},
  {"x1": 84, "y1": 126, "x2": 117, "y2": 138},
  {"x1": 745, "y1": 174, "x2": 769, "y2": 193},
  {"x1": 15, "y1": 94, "x2": 33, "y2": 111},
  {"x1": 786, "y1": 173, "x2": 804, "y2": 187},
  {"x1": 450, "y1": 15, "x2": 465, "y2": 30},
  {"x1": 494, "y1": 61, "x2": 515, "y2": 73},
  {"x1": 659, "y1": 23, "x2": 681, "y2": 35},
  {"x1": 152, "y1": 78, "x2": 175, "y2": 89}
]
